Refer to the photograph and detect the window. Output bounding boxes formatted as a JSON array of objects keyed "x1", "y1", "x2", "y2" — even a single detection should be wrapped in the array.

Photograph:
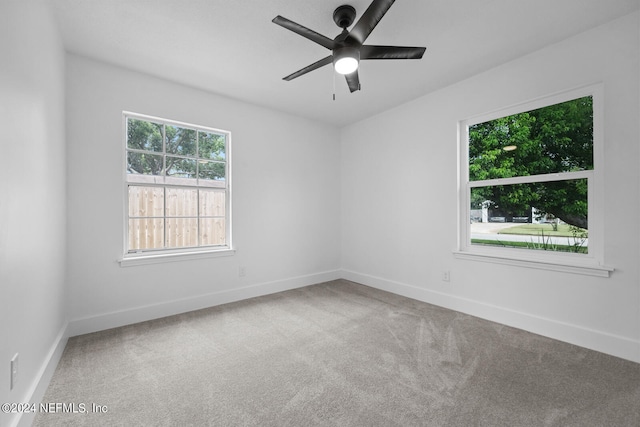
[
  {"x1": 122, "y1": 112, "x2": 232, "y2": 263},
  {"x1": 457, "y1": 86, "x2": 611, "y2": 276}
]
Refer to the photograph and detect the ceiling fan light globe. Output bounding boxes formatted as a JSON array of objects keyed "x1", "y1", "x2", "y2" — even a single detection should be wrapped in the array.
[
  {"x1": 333, "y1": 46, "x2": 360, "y2": 75},
  {"x1": 334, "y1": 57, "x2": 359, "y2": 74}
]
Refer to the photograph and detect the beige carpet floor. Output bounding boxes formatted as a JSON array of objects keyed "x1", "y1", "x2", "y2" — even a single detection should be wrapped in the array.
[{"x1": 34, "y1": 279, "x2": 640, "y2": 426}]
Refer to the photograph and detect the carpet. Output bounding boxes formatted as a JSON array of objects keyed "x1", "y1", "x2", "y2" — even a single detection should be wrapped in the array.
[{"x1": 33, "y1": 279, "x2": 640, "y2": 426}]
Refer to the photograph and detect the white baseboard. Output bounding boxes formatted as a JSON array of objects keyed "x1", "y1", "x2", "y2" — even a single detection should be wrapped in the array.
[
  {"x1": 68, "y1": 270, "x2": 341, "y2": 337},
  {"x1": 12, "y1": 324, "x2": 69, "y2": 427},
  {"x1": 340, "y1": 269, "x2": 640, "y2": 363}
]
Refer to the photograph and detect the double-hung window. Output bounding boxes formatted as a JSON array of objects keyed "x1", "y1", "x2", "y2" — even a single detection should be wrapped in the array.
[
  {"x1": 457, "y1": 86, "x2": 611, "y2": 276},
  {"x1": 122, "y1": 112, "x2": 232, "y2": 263}
]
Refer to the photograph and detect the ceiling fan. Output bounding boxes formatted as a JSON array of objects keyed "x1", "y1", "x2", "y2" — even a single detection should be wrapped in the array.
[{"x1": 272, "y1": 0, "x2": 426, "y2": 93}]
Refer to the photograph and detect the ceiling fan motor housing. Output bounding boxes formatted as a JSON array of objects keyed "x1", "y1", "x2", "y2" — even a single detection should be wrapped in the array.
[{"x1": 333, "y1": 5, "x2": 356, "y2": 29}]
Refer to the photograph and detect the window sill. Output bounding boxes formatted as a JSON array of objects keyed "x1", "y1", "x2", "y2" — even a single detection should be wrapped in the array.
[
  {"x1": 453, "y1": 250, "x2": 613, "y2": 277},
  {"x1": 119, "y1": 248, "x2": 235, "y2": 267}
]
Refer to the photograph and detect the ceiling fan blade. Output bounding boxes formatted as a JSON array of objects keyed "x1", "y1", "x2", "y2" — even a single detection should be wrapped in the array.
[
  {"x1": 349, "y1": 0, "x2": 395, "y2": 44},
  {"x1": 345, "y1": 70, "x2": 361, "y2": 93},
  {"x1": 361, "y1": 45, "x2": 426, "y2": 60},
  {"x1": 272, "y1": 16, "x2": 336, "y2": 50},
  {"x1": 283, "y1": 56, "x2": 333, "y2": 81}
]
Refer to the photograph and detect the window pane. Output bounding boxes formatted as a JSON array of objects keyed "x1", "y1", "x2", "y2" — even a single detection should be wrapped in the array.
[
  {"x1": 166, "y1": 218, "x2": 198, "y2": 248},
  {"x1": 125, "y1": 114, "x2": 231, "y2": 255},
  {"x1": 198, "y1": 131, "x2": 226, "y2": 161},
  {"x1": 200, "y1": 189, "x2": 225, "y2": 217},
  {"x1": 127, "y1": 118, "x2": 163, "y2": 152},
  {"x1": 127, "y1": 151, "x2": 164, "y2": 176},
  {"x1": 469, "y1": 97, "x2": 593, "y2": 181},
  {"x1": 128, "y1": 186, "x2": 164, "y2": 217},
  {"x1": 200, "y1": 218, "x2": 226, "y2": 246},
  {"x1": 166, "y1": 187, "x2": 198, "y2": 217},
  {"x1": 129, "y1": 218, "x2": 164, "y2": 251},
  {"x1": 166, "y1": 156, "x2": 196, "y2": 178},
  {"x1": 470, "y1": 179, "x2": 588, "y2": 253},
  {"x1": 198, "y1": 161, "x2": 225, "y2": 181},
  {"x1": 166, "y1": 125, "x2": 197, "y2": 156}
]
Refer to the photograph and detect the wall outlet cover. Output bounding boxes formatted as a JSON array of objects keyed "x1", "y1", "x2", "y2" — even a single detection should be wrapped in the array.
[{"x1": 10, "y1": 353, "x2": 19, "y2": 390}]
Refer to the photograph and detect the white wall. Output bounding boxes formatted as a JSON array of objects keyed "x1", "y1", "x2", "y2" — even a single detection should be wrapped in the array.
[
  {"x1": 0, "y1": 1, "x2": 68, "y2": 426},
  {"x1": 65, "y1": 55, "x2": 341, "y2": 334},
  {"x1": 340, "y1": 12, "x2": 640, "y2": 362},
  {"x1": 2, "y1": 9, "x2": 637, "y2": 426}
]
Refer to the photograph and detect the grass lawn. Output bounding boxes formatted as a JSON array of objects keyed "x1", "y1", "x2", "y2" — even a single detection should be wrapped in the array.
[
  {"x1": 498, "y1": 223, "x2": 588, "y2": 237},
  {"x1": 471, "y1": 239, "x2": 588, "y2": 253}
]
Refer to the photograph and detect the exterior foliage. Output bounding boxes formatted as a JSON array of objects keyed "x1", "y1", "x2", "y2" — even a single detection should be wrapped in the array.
[
  {"x1": 469, "y1": 96, "x2": 593, "y2": 229},
  {"x1": 127, "y1": 118, "x2": 226, "y2": 181}
]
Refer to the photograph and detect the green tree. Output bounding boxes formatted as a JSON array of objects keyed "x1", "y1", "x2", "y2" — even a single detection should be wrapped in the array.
[
  {"x1": 127, "y1": 119, "x2": 163, "y2": 175},
  {"x1": 469, "y1": 97, "x2": 592, "y2": 229},
  {"x1": 127, "y1": 119, "x2": 226, "y2": 180}
]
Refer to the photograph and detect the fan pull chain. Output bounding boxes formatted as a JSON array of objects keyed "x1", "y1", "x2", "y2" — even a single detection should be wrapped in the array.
[{"x1": 333, "y1": 70, "x2": 336, "y2": 101}]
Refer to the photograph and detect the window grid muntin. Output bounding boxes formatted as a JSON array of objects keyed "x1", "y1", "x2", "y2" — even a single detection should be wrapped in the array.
[{"x1": 126, "y1": 116, "x2": 227, "y2": 185}]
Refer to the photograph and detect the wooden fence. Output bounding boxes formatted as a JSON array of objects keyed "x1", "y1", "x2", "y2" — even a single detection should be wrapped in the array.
[{"x1": 128, "y1": 185, "x2": 226, "y2": 251}]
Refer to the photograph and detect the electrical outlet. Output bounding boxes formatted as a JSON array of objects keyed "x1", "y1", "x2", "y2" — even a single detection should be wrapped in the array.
[
  {"x1": 442, "y1": 271, "x2": 450, "y2": 282},
  {"x1": 239, "y1": 266, "x2": 246, "y2": 277},
  {"x1": 10, "y1": 353, "x2": 18, "y2": 390}
]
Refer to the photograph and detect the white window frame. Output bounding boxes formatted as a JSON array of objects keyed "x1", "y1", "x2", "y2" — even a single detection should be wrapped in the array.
[
  {"x1": 119, "y1": 112, "x2": 234, "y2": 267},
  {"x1": 455, "y1": 84, "x2": 613, "y2": 277}
]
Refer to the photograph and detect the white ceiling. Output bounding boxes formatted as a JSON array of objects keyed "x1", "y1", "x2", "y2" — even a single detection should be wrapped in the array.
[{"x1": 51, "y1": 0, "x2": 639, "y2": 127}]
